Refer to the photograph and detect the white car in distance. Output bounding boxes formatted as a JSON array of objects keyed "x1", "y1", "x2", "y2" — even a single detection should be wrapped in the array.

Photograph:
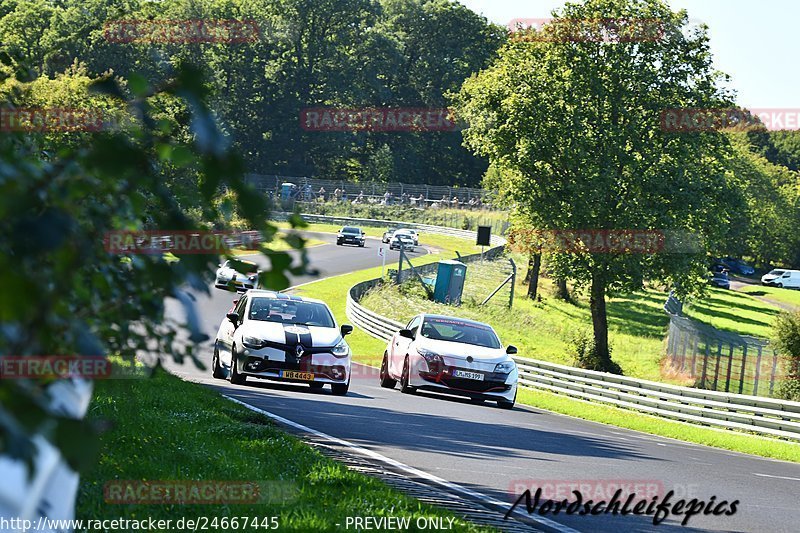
[
  {"x1": 380, "y1": 314, "x2": 518, "y2": 409},
  {"x1": 389, "y1": 233, "x2": 416, "y2": 252},
  {"x1": 215, "y1": 259, "x2": 259, "y2": 292},
  {"x1": 761, "y1": 269, "x2": 800, "y2": 288},
  {"x1": 393, "y1": 228, "x2": 419, "y2": 245}
]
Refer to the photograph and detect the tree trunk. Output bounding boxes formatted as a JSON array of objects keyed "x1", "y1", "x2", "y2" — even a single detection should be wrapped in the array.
[
  {"x1": 554, "y1": 277, "x2": 570, "y2": 301},
  {"x1": 589, "y1": 273, "x2": 613, "y2": 371},
  {"x1": 524, "y1": 254, "x2": 534, "y2": 284},
  {"x1": 527, "y1": 253, "x2": 541, "y2": 299}
]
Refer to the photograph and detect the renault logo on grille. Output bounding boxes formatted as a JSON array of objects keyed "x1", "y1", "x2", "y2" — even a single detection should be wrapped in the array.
[{"x1": 296, "y1": 344, "x2": 305, "y2": 357}]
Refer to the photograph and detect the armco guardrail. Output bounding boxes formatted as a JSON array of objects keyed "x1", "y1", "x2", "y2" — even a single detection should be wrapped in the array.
[{"x1": 342, "y1": 222, "x2": 800, "y2": 441}]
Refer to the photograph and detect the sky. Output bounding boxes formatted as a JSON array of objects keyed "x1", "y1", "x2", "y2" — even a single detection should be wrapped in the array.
[{"x1": 457, "y1": 0, "x2": 800, "y2": 108}]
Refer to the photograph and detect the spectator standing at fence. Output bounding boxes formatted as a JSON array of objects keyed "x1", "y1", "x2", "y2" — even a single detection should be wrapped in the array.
[
  {"x1": 383, "y1": 190, "x2": 391, "y2": 205},
  {"x1": 334, "y1": 188, "x2": 342, "y2": 201},
  {"x1": 341, "y1": 187, "x2": 347, "y2": 202},
  {"x1": 451, "y1": 196, "x2": 459, "y2": 209},
  {"x1": 318, "y1": 186, "x2": 326, "y2": 201}
]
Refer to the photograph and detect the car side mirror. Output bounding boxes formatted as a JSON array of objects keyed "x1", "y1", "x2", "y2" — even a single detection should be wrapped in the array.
[
  {"x1": 399, "y1": 329, "x2": 414, "y2": 340},
  {"x1": 226, "y1": 312, "x2": 239, "y2": 326},
  {"x1": 341, "y1": 324, "x2": 354, "y2": 336},
  {"x1": 506, "y1": 345, "x2": 518, "y2": 355}
]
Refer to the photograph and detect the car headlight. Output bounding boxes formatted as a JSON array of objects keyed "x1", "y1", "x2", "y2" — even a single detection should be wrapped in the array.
[
  {"x1": 495, "y1": 361, "x2": 516, "y2": 374},
  {"x1": 417, "y1": 348, "x2": 444, "y2": 371},
  {"x1": 242, "y1": 336, "x2": 266, "y2": 349},
  {"x1": 331, "y1": 340, "x2": 350, "y2": 358}
]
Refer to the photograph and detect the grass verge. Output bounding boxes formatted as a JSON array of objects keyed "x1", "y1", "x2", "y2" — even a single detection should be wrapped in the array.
[
  {"x1": 738, "y1": 284, "x2": 800, "y2": 310},
  {"x1": 77, "y1": 370, "x2": 494, "y2": 531}
]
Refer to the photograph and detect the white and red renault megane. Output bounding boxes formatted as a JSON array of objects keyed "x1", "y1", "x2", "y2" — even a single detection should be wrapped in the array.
[
  {"x1": 380, "y1": 313, "x2": 518, "y2": 408},
  {"x1": 213, "y1": 290, "x2": 353, "y2": 395}
]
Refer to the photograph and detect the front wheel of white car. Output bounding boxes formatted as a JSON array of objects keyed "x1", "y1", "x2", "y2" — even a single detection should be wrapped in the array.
[
  {"x1": 212, "y1": 344, "x2": 225, "y2": 379},
  {"x1": 331, "y1": 381, "x2": 349, "y2": 395},
  {"x1": 380, "y1": 353, "x2": 397, "y2": 389},
  {"x1": 400, "y1": 357, "x2": 416, "y2": 394},
  {"x1": 229, "y1": 346, "x2": 247, "y2": 385},
  {"x1": 498, "y1": 392, "x2": 516, "y2": 410}
]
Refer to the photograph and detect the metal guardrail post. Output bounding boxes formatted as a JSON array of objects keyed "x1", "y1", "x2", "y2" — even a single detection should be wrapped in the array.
[
  {"x1": 725, "y1": 346, "x2": 734, "y2": 392},
  {"x1": 754, "y1": 346, "x2": 763, "y2": 396},
  {"x1": 739, "y1": 346, "x2": 748, "y2": 395},
  {"x1": 509, "y1": 258, "x2": 516, "y2": 308}
]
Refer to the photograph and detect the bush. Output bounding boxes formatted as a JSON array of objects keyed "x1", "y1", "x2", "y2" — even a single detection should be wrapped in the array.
[
  {"x1": 571, "y1": 329, "x2": 623, "y2": 374},
  {"x1": 773, "y1": 310, "x2": 800, "y2": 400}
]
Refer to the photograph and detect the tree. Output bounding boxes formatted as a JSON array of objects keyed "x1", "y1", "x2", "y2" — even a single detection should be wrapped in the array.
[
  {"x1": 773, "y1": 310, "x2": 800, "y2": 401},
  {"x1": 0, "y1": 63, "x2": 308, "y2": 472},
  {"x1": 455, "y1": 0, "x2": 737, "y2": 372}
]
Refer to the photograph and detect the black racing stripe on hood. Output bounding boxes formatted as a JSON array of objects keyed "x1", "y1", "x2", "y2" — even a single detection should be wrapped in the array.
[
  {"x1": 283, "y1": 324, "x2": 299, "y2": 363},
  {"x1": 298, "y1": 330, "x2": 313, "y2": 350}
]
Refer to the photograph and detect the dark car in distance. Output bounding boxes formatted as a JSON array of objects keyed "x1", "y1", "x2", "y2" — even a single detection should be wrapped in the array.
[
  {"x1": 336, "y1": 226, "x2": 365, "y2": 247},
  {"x1": 709, "y1": 270, "x2": 731, "y2": 289},
  {"x1": 718, "y1": 257, "x2": 755, "y2": 276}
]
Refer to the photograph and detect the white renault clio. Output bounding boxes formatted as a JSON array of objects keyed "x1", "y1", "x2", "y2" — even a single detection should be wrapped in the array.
[
  {"x1": 380, "y1": 313, "x2": 518, "y2": 408},
  {"x1": 213, "y1": 290, "x2": 353, "y2": 395}
]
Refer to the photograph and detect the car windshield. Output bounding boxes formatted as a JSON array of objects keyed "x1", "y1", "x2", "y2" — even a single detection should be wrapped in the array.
[
  {"x1": 420, "y1": 317, "x2": 501, "y2": 349},
  {"x1": 769, "y1": 270, "x2": 785, "y2": 276},
  {"x1": 248, "y1": 298, "x2": 335, "y2": 327},
  {"x1": 342, "y1": 227, "x2": 361, "y2": 234}
]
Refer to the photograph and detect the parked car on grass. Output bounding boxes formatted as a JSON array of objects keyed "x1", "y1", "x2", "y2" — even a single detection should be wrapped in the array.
[
  {"x1": 762, "y1": 269, "x2": 800, "y2": 288},
  {"x1": 719, "y1": 257, "x2": 755, "y2": 276},
  {"x1": 709, "y1": 270, "x2": 730, "y2": 289},
  {"x1": 379, "y1": 314, "x2": 518, "y2": 409}
]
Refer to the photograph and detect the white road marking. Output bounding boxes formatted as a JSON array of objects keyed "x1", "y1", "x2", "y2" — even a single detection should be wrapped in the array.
[
  {"x1": 753, "y1": 473, "x2": 800, "y2": 482},
  {"x1": 224, "y1": 394, "x2": 580, "y2": 533}
]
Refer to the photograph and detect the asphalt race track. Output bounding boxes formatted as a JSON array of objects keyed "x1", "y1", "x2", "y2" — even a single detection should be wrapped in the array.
[{"x1": 164, "y1": 232, "x2": 800, "y2": 533}]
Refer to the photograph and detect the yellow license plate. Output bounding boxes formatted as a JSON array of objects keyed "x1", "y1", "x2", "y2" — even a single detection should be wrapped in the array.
[{"x1": 282, "y1": 371, "x2": 314, "y2": 381}]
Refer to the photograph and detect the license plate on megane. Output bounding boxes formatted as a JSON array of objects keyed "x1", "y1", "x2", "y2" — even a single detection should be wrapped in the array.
[
  {"x1": 281, "y1": 371, "x2": 314, "y2": 381},
  {"x1": 452, "y1": 370, "x2": 484, "y2": 381}
]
